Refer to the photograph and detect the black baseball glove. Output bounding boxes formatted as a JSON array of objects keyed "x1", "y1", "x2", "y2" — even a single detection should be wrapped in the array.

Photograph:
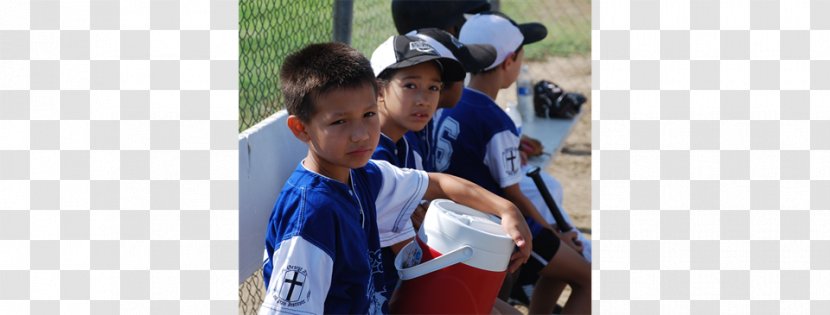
[{"x1": 533, "y1": 80, "x2": 586, "y2": 119}]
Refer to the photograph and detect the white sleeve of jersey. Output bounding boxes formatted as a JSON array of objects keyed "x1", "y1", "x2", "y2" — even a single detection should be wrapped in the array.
[
  {"x1": 258, "y1": 236, "x2": 333, "y2": 315},
  {"x1": 372, "y1": 159, "x2": 429, "y2": 247},
  {"x1": 483, "y1": 130, "x2": 523, "y2": 189}
]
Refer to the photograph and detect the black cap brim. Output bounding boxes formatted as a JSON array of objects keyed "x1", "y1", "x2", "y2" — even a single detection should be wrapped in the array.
[
  {"x1": 518, "y1": 22, "x2": 548, "y2": 45},
  {"x1": 457, "y1": 43, "x2": 497, "y2": 73},
  {"x1": 380, "y1": 55, "x2": 467, "y2": 82}
]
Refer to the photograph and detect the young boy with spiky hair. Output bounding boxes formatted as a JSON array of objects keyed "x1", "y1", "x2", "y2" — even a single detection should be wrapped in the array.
[{"x1": 259, "y1": 42, "x2": 532, "y2": 315}]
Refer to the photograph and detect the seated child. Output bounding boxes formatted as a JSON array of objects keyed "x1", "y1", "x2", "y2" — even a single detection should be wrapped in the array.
[
  {"x1": 368, "y1": 32, "x2": 496, "y2": 296},
  {"x1": 433, "y1": 12, "x2": 592, "y2": 314},
  {"x1": 259, "y1": 42, "x2": 532, "y2": 315},
  {"x1": 369, "y1": 34, "x2": 466, "y2": 173}
]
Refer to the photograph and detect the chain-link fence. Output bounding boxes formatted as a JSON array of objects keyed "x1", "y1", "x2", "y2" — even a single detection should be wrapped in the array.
[
  {"x1": 239, "y1": 0, "x2": 590, "y2": 132},
  {"x1": 239, "y1": 0, "x2": 335, "y2": 131},
  {"x1": 350, "y1": 0, "x2": 396, "y2": 57},
  {"x1": 238, "y1": 0, "x2": 590, "y2": 313}
]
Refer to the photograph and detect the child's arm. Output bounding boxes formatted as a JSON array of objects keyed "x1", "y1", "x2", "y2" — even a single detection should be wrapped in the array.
[
  {"x1": 423, "y1": 172, "x2": 532, "y2": 273},
  {"x1": 503, "y1": 183, "x2": 583, "y2": 252},
  {"x1": 502, "y1": 183, "x2": 555, "y2": 232}
]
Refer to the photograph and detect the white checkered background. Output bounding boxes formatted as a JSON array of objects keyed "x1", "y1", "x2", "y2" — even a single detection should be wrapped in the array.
[
  {"x1": 0, "y1": 0, "x2": 237, "y2": 314},
  {"x1": 594, "y1": 0, "x2": 830, "y2": 314}
]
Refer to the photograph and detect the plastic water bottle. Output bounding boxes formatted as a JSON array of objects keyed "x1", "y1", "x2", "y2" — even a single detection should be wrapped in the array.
[
  {"x1": 505, "y1": 101, "x2": 522, "y2": 135},
  {"x1": 516, "y1": 64, "x2": 534, "y2": 123}
]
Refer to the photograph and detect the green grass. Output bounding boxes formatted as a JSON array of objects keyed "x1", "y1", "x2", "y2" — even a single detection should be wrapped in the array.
[
  {"x1": 500, "y1": 0, "x2": 592, "y2": 61},
  {"x1": 238, "y1": 0, "x2": 591, "y2": 131}
]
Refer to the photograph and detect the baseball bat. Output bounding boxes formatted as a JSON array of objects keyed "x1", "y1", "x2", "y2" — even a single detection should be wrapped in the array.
[{"x1": 526, "y1": 166, "x2": 573, "y2": 233}]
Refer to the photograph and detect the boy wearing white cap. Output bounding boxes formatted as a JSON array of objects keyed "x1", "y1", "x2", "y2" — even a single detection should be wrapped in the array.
[{"x1": 433, "y1": 12, "x2": 591, "y2": 314}]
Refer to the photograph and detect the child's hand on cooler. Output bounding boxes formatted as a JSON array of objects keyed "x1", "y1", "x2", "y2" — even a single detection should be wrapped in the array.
[{"x1": 500, "y1": 209, "x2": 532, "y2": 273}]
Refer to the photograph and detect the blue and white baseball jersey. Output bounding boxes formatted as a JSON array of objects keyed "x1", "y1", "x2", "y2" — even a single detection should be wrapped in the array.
[
  {"x1": 374, "y1": 133, "x2": 423, "y2": 172},
  {"x1": 433, "y1": 88, "x2": 524, "y2": 195},
  {"x1": 260, "y1": 160, "x2": 428, "y2": 315},
  {"x1": 371, "y1": 133, "x2": 429, "y2": 298},
  {"x1": 404, "y1": 122, "x2": 433, "y2": 172},
  {"x1": 432, "y1": 88, "x2": 545, "y2": 236},
  {"x1": 372, "y1": 134, "x2": 426, "y2": 248}
]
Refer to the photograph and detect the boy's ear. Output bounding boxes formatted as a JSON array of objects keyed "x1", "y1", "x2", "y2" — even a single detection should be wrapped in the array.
[
  {"x1": 286, "y1": 115, "x2": 311, "y2": 143},
  {"x1": 501, "y1": 52, "x2": 515, "y2": 70},
  {"x1": 376, "y1": 87, "x2": 386, "y2": 106}
]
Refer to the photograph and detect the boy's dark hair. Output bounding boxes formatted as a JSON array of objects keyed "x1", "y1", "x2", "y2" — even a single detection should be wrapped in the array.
[{"x1": 280, "y1": 42, "x2": 378, "y2": 122}]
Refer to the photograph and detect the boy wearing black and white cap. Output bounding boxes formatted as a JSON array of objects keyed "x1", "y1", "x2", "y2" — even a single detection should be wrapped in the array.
[
  {"x1": 369, "y1": 34, "x2": 466, "y2": 300},
  {"x1": 434, "y1": 12, "x2": 592, "y2": 314},
  {"x1": 397, "y1": 28, "x2": 496, "y2": 174},
  {"x1": 371, "y1": 34, "x2": 528, "y2": 313},
  {"x1": 369, "y1": 34, "x2": 465, "y2": 252}
]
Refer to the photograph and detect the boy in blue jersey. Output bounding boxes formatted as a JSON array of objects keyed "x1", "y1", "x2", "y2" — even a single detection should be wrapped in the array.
[
  {"x1": 433, "y1": 12, "x2": 591, "y2": 314},
  {"x1": 368, "y1": 33, "x2": 497, "y2": 299},
  {"x1": 259, "y1": 42, "x2": 532, "y2": 315}
]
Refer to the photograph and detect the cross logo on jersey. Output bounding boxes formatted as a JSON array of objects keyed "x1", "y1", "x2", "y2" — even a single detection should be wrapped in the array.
[
  {"x1": 278, "y1": 265, "x2": 308, "y2": 304},
  {"x1": 502, "y1": 147, "x2": 520, "y2": 176}
]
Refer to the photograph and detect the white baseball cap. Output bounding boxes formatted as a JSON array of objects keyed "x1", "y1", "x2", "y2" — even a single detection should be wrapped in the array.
[
  {"x1": 459, "y1": 12, "x2": 548, "y2": 71},
  {"x1": 370, "y1": 35, "x2": 466, "y2": 82}
]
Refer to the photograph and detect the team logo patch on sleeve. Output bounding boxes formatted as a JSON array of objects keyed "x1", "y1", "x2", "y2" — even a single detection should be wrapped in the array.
[
  {"x1": 502, "y1": 147, "x2": 520, "y2": 176},
  {"x1": 276, "y1": 265, "x2": 309, "y2": 307}
]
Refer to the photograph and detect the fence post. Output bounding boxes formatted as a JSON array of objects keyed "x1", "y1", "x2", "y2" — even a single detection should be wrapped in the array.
[{"x1": 333, "y1": 0, "x2": 354, "y2": 44}]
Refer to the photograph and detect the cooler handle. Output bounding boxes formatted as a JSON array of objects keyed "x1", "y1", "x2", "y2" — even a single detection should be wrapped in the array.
[{"x1": 397, "y1": 246, "x2": 474, "y2": 280}]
